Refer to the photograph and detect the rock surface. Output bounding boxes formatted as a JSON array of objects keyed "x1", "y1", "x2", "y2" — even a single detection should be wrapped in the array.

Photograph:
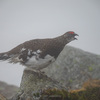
[
  {"x1": 0, "y1": 81, "x2": 18, "y2": 99},
  {"x1": 0, "y1": 94, "x2": 7, "y2": 100},
  {"x1": 43, "y1": 46, "x2": 100, "y2": 90},
  {"x1": 11, "y1": 69, "x2": 66, "y2": 100}
]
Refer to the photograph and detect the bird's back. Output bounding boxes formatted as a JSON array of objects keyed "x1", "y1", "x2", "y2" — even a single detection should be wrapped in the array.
[{"x1": 8, "y1": 38, "x2": 64, "y2": 58}]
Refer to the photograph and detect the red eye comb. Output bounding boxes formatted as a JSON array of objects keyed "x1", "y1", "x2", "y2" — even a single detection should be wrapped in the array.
[{"x1": 69, "y1": 31, "x2": 74, "y2": 34}]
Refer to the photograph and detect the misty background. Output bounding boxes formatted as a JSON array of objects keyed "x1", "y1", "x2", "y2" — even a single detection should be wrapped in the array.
[{"x1": 0, "y1": 0, "x2": 100, "y2": 86}]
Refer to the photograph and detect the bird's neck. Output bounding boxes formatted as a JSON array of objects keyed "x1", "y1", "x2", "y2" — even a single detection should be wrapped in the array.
[{"x1": 54, "y1": 35, "x2": 69, "y2": 46}]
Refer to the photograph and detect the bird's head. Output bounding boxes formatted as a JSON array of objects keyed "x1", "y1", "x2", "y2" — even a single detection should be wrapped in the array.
[{"x1": 63, "y1": 31, "x2": 79, "y2": 43}]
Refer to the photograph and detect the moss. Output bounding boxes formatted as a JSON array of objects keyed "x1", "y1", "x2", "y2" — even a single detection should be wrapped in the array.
[
  {"x1": 33, "y1": 92, "x2": 40, "y2": 98},
  {"x1": 39, "y1": 86, "x2": 100, "y2": 100},
  {"x1": 69, "y1": 79, "x2": 73, "y2": 83},
  {"x1": 88, "y1": 66, "x2": 93, "y2": 72},
  {"x1": 40, "y1": 88, "x2": 69, "y2": 100},
  {"x1": 83, "y1": 79, "x2": 100, "y2": 88},
  {"x1": 56, "y1": 65, "x2": 60, "y2": 68},
  {"x1": 69, "y1": 87, "x2": 100, "y2": 100},
  {"x1": 73, "y1": 59, "x2": 77, "y2": 64}
]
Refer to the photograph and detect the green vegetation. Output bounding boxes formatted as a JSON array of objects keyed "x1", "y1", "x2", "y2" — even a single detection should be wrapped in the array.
[
  {"x1": 88, "y1": 66, "x2": 93, "y2": 72},
  {"x1": 31, "y1": 80, "x2": 100, "y2": 100},
  {"x1": 69, "y1": 87, "x2": 100, "y2": 100},
  {"x1": 40, "y1": 88, "x2": 68, "y2": 100},
  {"x1": 69, "y1": 79, "x2": 73, "y2": 83},
  {"x1": 39, "y1": 87, "x2": 100, "y2": 100}
]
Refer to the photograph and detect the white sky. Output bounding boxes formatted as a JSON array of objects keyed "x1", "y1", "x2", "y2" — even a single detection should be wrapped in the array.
[{"x1": 0, "y1": 0, "x2": 100, "y2": 86}]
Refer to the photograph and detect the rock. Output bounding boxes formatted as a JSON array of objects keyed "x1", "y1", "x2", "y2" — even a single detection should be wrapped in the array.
[
  {"x1": 0, "y1": 81, "x2": 18, "y2": 99},
  {"x1": 0, "y1": 94, "x2": 7, "y2": 100},
  {"x1": 11, "y1": 69, "x2": 66, "y2": 100},
  {"x1": 43, "y1": 46, "x2": 100, "y2": 90}
]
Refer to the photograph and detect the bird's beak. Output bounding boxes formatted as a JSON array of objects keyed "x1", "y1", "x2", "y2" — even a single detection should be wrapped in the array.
[
  {"x1": 74, "y1": 33, "x2": 79, "y2": 40},
  {"x1": 75, "y1": 33, "x2": 79, "y2": 36}
]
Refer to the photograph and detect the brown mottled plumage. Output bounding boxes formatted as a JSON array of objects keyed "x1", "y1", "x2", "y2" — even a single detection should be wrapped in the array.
[{"x1": 0, "y1": 31, "x2": 78, "y2": 70}]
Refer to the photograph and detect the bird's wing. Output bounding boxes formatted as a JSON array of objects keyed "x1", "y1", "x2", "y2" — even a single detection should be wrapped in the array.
[
  {"x1": 0, "y1": 38, "x2": 63, "y2": 63},
  {"x1": 1, "y1": 39, "x2": 54, "y2": 63}
]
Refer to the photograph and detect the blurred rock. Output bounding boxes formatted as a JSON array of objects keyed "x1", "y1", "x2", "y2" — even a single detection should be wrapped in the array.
[
  {"x1": 0, "y1": 81, "x2": 18, "y2": 99},
  {"x1": 0, "y1": 94, "x2": 7, "y2": 100}
]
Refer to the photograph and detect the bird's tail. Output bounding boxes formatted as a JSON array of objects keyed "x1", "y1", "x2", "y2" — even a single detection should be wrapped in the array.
[{"x1": 0, "y1": 52, "x2": 10, "y2": 61}]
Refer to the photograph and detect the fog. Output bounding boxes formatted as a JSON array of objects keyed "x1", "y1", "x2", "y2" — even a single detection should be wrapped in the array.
[{"x1": 0, "y1": 0, "x2": 100, "y2": 86}]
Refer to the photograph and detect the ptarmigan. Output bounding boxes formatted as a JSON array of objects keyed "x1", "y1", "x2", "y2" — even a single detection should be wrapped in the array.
[{"x1": 0, "y1": 31, "x2": 78, "y2": 70}]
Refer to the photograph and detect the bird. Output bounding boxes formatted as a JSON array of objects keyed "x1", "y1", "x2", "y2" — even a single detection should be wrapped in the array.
[{"x1": 0, "y1": 31, "x2": 78, "y2": 71}]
